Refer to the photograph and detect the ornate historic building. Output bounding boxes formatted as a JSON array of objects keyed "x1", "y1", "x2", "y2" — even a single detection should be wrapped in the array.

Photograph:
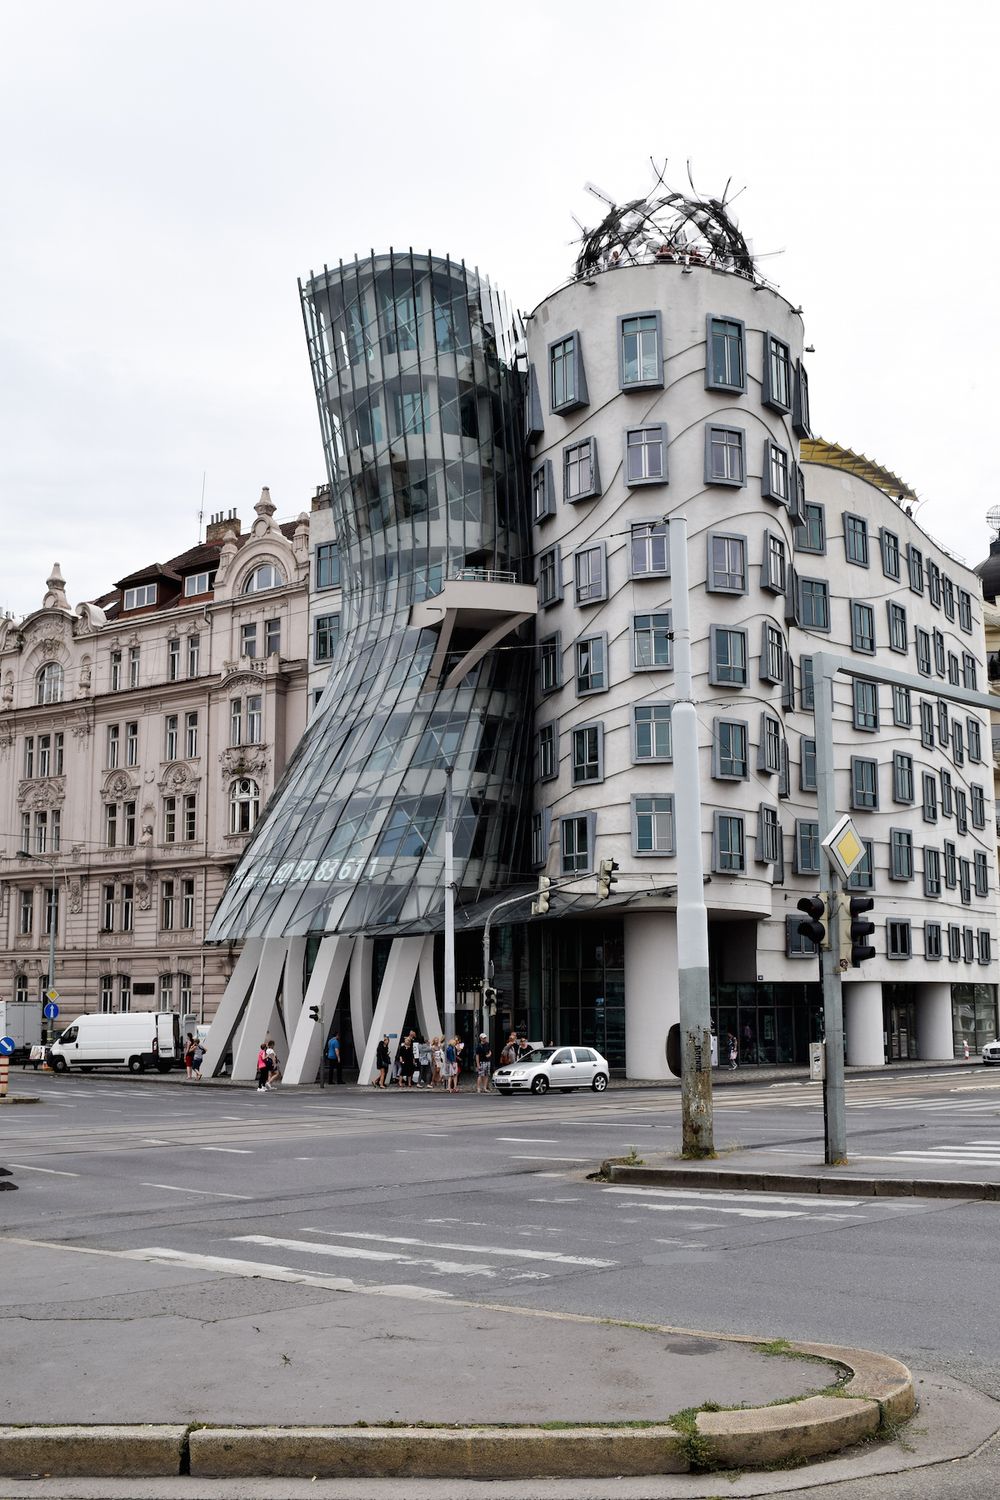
[{"x1": 0, "y1": 489, "x2": 310, "y2": 1026}]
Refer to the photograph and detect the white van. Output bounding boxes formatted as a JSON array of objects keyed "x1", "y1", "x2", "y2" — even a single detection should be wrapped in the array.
[{"x1": 49, "y1": 1012, "x2": 181, "y2": 1074}]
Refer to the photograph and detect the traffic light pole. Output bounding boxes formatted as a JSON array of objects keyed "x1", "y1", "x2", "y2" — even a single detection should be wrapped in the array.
[
  {"x1": 813, "y1": 654, "x2": 847, "y2": 1164},
  {"x1": 668, "y1": 517, "x2": 715, "y2": 1159}
]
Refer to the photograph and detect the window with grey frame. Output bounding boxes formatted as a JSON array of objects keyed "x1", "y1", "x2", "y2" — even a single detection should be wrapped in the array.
[
  {"x1": 794, "y1": 500, "x2": 825, "y2": 554},
  {"x1": 762, "y1": 439, "x2": 790, "y2": 505},
  {"x1": 629, "y1": 520, "x2": 669, "y2": 577},
  {"x1": 892, "y1": 751, "x2": 914, "y2": 804},
  {"x1": 760, "y1": 622, "x2": 785, "y2": 685},
  {"x1": 560, "y1": 813, "x2": 594, "y2": 874},
  {"x1": 713, "y1": 719, "x2": 749, "y2": 779},
  {"x1": 919, "y1": 699, "x2": 934, "y2": 747},
  {"x1": 532, "y1": 460, "x2": 554, "y2": 521},
  {"x1": 942, "y1": 574, "x2": 955, "y2": 621},
  {"x1": 530, "y1": 811, "x2": 549, "y2": 868},
  {"x1": 959, "y1": 589, "x2": 973, "y2": 632},
  {"x1": 851, "y1": 756, "x2": 879, "y2": 810},
  {"x1": 758, "y1": 712, "x2": 782, "y2": 774},
  {"x1": 798, "y1": 576, "x2": 830, "y2": 631},
  {"x1": 925, "y1": 921, "x2": 942, "y2": 959},
  {"x1": 887, "y1": 919, "x2": 912, "y2": 959},
  {"x1": 633, "y1": 703, "x2": 672, "y2": 761},
  {"x1": 944, "y1": 839, "x2": 957, "y2": 888},
  {"x1": 563, "y1": 438, "x2": 599, "y2": 502},
  {"x1": 763, "y1": 333, "x2": 792, "y2": 411},
  {"x1": 799, "y1": 735, "x2": 817, "y2": 791},
  {"x1": 574, "y1": 543, "x2": 606, "y2": 605},
  {"x1": 536, "y1": 723, "x2": 557, "y2": 782},
  {"x1": 880, "y1": 528, "x2": 900, "y2": 579},
  {"x1": 977, "y1": 930, "x2": 992, "y2": 965},
  {"x1": 955, "y1": 788, "x2": 968, "y2": 835},
  {"x1": 706, "y1": 315, "x2": 745, "y2": 391},
  {"x1": 619, "y1": 313, "x2": 662, "y2": 389},
  {"x1": 713, "y1": 812, "x2": 746, "y2": 873},
  {"x1": 892, "y1": 685, "x2": 912, "y2": 727},
  {"x1": 915, "y1": 628, "x2": 932, "y2": 676},
  {"x1": 314, "y1": 614, "x2": 340, "y2": 661},
  {"x1": 927, "y1": 559, "x2": 941, "y2": 608},
  {"x1": 847, "y1": 839, "x2": 874, "y2": 890},
  {"x1": 907, "y1": 544, "x2": 924, "y2": 594},
  {"x1": 853, "y1": 678, "x2": 879, "y2": 731},
  {"x1": 571, "y1": 724, "x2": 603, "y2": 785},
  {"x1": 887, "y1": 601, "x2": 907, "y2": 654},
  {"x1": 790, "y1": 464, "x2": 806, "y2": 525},
  {"x1": 710, "y1": 626, "x2": 748, "y2": 686},
  {"x1": 795, "y1": 819, "x2": 820, "y2": 874},
  {"x1": 947, "y1": 923, "x2": 961, "y2": 961},
  {"x1": 967, "y1": 718, "x2": 983, "y2": 762},
  {"x1": 851, "y1": 601, "x2": 876, "y2": 654},
  {"x1": 756, "y1": 803, "x2": 781, "y2": 865},
  {"x1": 793, "y1": 360, "x2": 811, "y2": 436},
  {"x1": 537, "y1": 546, "x2": 561, "y2": 606},
  {"x1": 632, "y1": 612, "x2": 672, "y2": 670},
  {"x1": 762, "y1": 531, "x2": 787, "y2": 594},
  {"x1": 525, "y1": 363, "x2": 543, "y2": 440},
  {"x1": 971, "y1": 783, "x2": 986, "y2": 829},
  {"x1": 633, "y1": 794, "x2": 675, "y2": 855},
  {"x1": 786, "y1": 914, "x2": 818, "y2": 958},
  {"x1": 705, "y1": 424, "x2": 746, "y2": 486},
  {"x1": 625, "y1": 425, "x2": 668, "y2": 484},
  {"x1": 974, "y1": 849, "x2": 989, "y2": 897},
  {"x1": 575, "y1": 634, "x2": 607, "y2": 695},
  {"x1": 539, "y1": 634, "x2": 561, "y2": 695},
  {"x1": 890, "y1": 828, "x2": 914, "y2": 881},
  {"x1": 962, "y1": 652, "x2": 978, "y2": 690},
  {"x1": 800, "y1": 655, "x2": 815, "y2": 711},
  {"x1": 707, "y1": 531, "x2": 747, "y2": 592},
  {"x1": 953, "y1": 721, "x2": 965, "y2": 767},
  {"x1": 549, "y1": 331, "x2": 588, "y2": 412},
  {"x1": 938, "y1": 700, "x2": 950, "y2": 749},
  {"x1": 844, "y1": 513, "x2": 869, "y2": 566},
  {"x1": 947, "y1": 651, "x2": 960, "y2": 686}
]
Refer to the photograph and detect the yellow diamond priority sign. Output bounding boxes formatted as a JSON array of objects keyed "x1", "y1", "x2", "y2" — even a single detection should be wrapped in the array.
[{"x1": 821, "y1": 815, "x2": 867, "y2": 882}]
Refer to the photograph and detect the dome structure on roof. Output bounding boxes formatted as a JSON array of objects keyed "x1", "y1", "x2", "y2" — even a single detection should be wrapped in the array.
[{"x1": 975, "y1": 532, "x2": 1000, "y2": 603}]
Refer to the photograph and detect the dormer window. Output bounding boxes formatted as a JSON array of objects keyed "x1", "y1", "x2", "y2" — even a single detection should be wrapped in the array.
[
  {"x1": 183, "y1": 571, "x2": 216, "y2": 597},
  {"x1": 243, "y1": 563, "x2": 284, "y2": 594},
  {"x1": 123, "y1": 583, "x2": 157, "y2": 610}
]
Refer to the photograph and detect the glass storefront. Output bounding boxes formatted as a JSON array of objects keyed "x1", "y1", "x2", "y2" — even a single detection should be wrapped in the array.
[
  {"x1": 952, "y1": 983, "x2": 998, "y2": 1057},
  {"x1": 713, "y1": 982, "x2": 823, "y2": 1067}
]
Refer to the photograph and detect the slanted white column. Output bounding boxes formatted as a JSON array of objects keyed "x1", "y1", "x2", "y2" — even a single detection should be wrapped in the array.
[
  {"x1": 201, "y1": 939, "x2": 262, "y2": 1079},
  {"x1": 844, "y1": 981, "x2": 884, "y2": 1067},
  {"x1": 356, "y1": 936, "x2": 424, "y2": 1085},
  {"x1": 281, "y1": 936, "x2": 355, "y2": 1084},
  {"x1": 231, "y1": 941, "x2": 290, "y2": 1080},
  {"x1": 918, "y1": 982, "x2": 955, "y2": 1060},
  {"x1": 413, "y1": 935, "x2": 442, "y2": 1044},
  {"x1": 623, "y1": 913, "x2": 679, "y2": 1081},
  {"x1": 350, "y1": 937, "x2": 375, "y2": 1062},
  {"x1": 280, "y1": 937, "x2": 309, "y2": 1051}
]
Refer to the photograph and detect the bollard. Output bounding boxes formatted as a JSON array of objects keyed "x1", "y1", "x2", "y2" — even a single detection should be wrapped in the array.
[{"x1": 0, "y1": 1057, "x2": 8, "y2": 1099}]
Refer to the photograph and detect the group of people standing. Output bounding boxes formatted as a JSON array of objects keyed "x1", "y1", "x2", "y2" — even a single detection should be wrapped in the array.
[
  {"x1": 183, "y1": 1033, "x2": 205, "y2": 1080},
  {"x1": 255, "y1": 1039, "x2": 281, "y2": 1091},
  {"x1": 371, "y1": 1032, "x2": 497, "y2": 1093}
]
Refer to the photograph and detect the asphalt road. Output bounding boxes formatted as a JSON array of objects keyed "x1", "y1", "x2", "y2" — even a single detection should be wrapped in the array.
[{"x1": 3, "y1": 1065, "x2": 1000, "y2": 1497}]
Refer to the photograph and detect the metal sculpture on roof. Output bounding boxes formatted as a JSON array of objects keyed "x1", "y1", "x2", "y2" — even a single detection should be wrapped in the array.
[{"x1": 573, "y1": 159, "x2": 759, "y2": 282}]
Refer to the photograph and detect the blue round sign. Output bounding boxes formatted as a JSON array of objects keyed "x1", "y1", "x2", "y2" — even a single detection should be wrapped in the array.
[
  {"x1": 0, "y1": 1037, "x2": 15, "y2": 1056},
  {"x1": 43, "y1": 1002, "x2": 59, "y2": 1020}
]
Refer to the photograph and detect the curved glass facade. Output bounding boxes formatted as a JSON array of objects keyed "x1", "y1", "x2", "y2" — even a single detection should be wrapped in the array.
[{"x1": 209, "y1": 252, "x2": 533, "y2": 941}]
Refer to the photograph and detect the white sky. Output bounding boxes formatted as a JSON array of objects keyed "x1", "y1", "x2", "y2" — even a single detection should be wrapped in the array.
[{"x1": 2, "y1": 0, "x2": 997, "y2": 618}]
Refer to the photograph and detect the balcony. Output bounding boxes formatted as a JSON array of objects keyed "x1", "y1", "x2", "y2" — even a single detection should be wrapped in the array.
[{"x1": 409, "y1": 570, "x2": 537, "y2": 692}]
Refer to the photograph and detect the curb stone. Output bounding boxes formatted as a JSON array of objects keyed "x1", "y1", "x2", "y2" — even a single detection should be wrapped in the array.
[
  {"x1": 0, "y1": 1339, "x2": 914, "y2": 1479},
  {"x1": 603, "y1": 1160, "x2": 996, "y2": 1201}
]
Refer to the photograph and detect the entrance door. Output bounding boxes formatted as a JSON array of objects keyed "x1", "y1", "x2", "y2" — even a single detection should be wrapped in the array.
[{"x1": 883, "y1": 992, "x2": 917, "y2": 1061}]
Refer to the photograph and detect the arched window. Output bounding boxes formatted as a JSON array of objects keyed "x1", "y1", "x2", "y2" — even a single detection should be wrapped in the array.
[
  {"x1": 36, "y1": 662, "x2": 64, "y2": 705},
  {"x1": 229, "y1": 777, "x2": 260, "y2": 834},
  {"x1": 242, "y1": 563, "x2": 284, "y2": 595}
]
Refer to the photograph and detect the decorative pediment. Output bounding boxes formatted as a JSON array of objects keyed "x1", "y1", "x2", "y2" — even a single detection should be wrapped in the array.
[
  {"x1": 102, "y1": 770, "x2": 140, "y2": 801},
  {"x1": 18, "y1": 776, "x2": 66, "y2": 810},
  {"x1": 219, "y1": 746, "x2": 269, "y2": 779},
  {"x1": 157, "y1": 761, "x2": 201, "y2": 793}
]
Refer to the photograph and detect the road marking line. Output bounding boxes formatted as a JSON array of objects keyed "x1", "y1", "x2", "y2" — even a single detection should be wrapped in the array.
[
  {"x1": 300, "y1": 1229, "x2": 617, "y2": 1268},
  {"x1": 232, "y1": 1235, "x2": 497, "y2": 1277},
  {"x1": 7, "y1": 1164, "x2": 79, "y2": 1177},
  {"x1": 603, "y1": 1185, "x2": 865, "y2": 1209},
  {"x1": 124, "y1": 1248, "x2": 451, "y2": 1300},
  {"x1": 140, "y1": 1183, "x2": 252, "y2": 1199},
  {"x1": 508, "y1": 1155, "x2": 588, "y2": 1162},
  {"x1": 496, "y1": 1137, "x2": 559, "y2": 1144},
  {"x1": 200, "y1": 1147, "x2": 253, "y2": 1154},
  {"x1": 142, "y1": 1139, "x2": 173, "y2": 1145},
  {"x1": 629, "y1": 1202, "x2": 808, "y2": 1219},
  {"x1": 528, "y1": 1197, "x2": 581, "y2": 1203}
]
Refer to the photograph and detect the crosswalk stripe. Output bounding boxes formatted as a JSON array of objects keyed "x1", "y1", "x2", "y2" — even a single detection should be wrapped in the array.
[
  {"x1": 125, "y1": 1247, "x2": 451, "y2": 1300},
  {"x1": 300, "y1": 1229, "x2": 616, "y2": 1268},
  {"x1": 603, "y1": 1185, "x2": 864, "y2": 1208},
  {"x1": 233, "y1": 1234, "x2": 500, "y2": 1276}
]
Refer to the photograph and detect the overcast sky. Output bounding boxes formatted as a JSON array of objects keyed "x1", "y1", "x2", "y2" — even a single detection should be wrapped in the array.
[{"x1": 2, "y1": 0, "x2": 997, "y2": 619}]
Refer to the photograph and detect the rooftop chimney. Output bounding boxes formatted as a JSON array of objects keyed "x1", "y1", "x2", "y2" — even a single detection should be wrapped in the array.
[{"x1": 205, "y1": 507, "x2": 241, "y2": 544}]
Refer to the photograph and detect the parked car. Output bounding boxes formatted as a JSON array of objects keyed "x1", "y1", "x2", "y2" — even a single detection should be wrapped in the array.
[
  {"x1": 982, "y1": 1040, "x2": 1000, "y2": 1066},
  {"x1": 493, "y1": 1045, "x2": 609, "y2": 1095}
]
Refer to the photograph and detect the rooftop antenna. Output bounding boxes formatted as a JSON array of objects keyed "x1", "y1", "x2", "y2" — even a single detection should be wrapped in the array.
[{"x1": 197, "y1": 471, "x2": 206, "y2": 543}]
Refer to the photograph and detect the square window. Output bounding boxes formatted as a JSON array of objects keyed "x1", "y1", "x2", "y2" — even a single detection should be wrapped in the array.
[
  {"x1": 625, "y1": 425, "x2": 668, "y2": 484},
  {"x1": 576, "y1": 634, "x2": 607, "y2": 694},
  {"x1": 763, "y1": 333, "x2": 792, "y2": 411},
  {"x1": 787, "y1": 914, "x2": 818, "y2": 958},
  {"x1": 706, "y1": 316, "x2": 746, "y2": 391},
  {"x1": 563, "y1": 439, "x2": 599, "y2": 502},
  {"x1": 714, "y1": 813, "x2": 746, "y2": 873},
  {"x1": 633, "y1": 703, "x2": 672, "y2": 761},
  {"x1": 710, "y1": 626, "x2": 748, "y2": 687},
  {"x1": 705, "y1": 424, "x2": 746, "y2": 486},
  {"x1": 549, "y1": 332, "x2": 588, "y2": 412},
  {"x1": 632, "y1": 612, "x2": 672, "y2": 670},
  {"x1": 571, "y1": 724, "x2": 603, "y2": 785},
  {"x1": 762, "y1": 440, "x2": 791, "y2": 505},
  {"x1": 713, "y1": 719, "x2": 749, "y2": 779},
  {"x1": 633, "y1": 794, "x2": 675, "y2": 855},
  {"x1": 707, "y1": 531, "x2": 747, "y2": 592},
  {"x1": 574, "y1": 543, "x2": 606, "y2": 605},
  {"x1": 844, "y1": 513, "x2": 869, "y2": 566},
  {"x1": 630, "y1": 520, "x2": 670, "y2": 576},
  {"x1": 619, "y1": 313, "x2": 663, "y2": 389}
]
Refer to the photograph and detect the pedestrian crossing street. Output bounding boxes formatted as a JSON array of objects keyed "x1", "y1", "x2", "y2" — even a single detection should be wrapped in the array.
[
  {"x1": 716, "y1": 1074, "x2": 1000, "y2": 1115},
  {"x1": 849, "y1": 1138, "x2": 1000, "y2": 1170}
]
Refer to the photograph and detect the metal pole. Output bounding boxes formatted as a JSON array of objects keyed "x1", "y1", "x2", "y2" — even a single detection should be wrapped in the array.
[
  {"x1": 812, "y1": 653, "x2": 847, "y2": 1164},
  {"x1": 667, "y1": 517, "x2": 714, "y2": 1158},
  {"x1": 444, "y1": 765, "x2": 456, "y2": 1044}
]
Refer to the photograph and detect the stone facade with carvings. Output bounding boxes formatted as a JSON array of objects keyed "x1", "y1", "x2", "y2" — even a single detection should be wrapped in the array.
[{"x1": 0, "y1": 488, "x2": 310, "y2": 1024}]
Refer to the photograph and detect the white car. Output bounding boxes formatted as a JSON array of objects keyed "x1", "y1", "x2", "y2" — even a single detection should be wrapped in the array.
[
  {"x1": 493, "y1": 1046, "x2": 609, "y2": 1095},
  {"x1": 982, "y1": 1040, "x2": 1000, "y2": 1066}
]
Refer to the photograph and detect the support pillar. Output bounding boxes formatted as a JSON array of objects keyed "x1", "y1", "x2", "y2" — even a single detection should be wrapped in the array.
[
  {"x1": 200, "y1": 939, "x2": 262, "y2": 1079},
  {"x1": 623, "y1": 912, "x2": 679, "y2": 1081},
  {"x1": 283, "y1": 936, "x2": 355, "y2": 1085},
  {"x1": 844, "y1": 981, "x2": 884, "y2": 1067},
  {"x1": 356, "y1": 936, "x2": 424, "y2": 1085},
  {"x1": 917, "y1": 982, "x2": 955, "y2": 1060},
  {"x1": 231, "y1": 941, "x2": 290, "y2": 1080},
  {"x1": 413, "y1": 936, "x2": 442, "y2": 1045}
]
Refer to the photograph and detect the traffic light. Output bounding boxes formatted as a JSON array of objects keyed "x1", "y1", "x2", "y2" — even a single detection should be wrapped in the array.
[
  {"x1": 308, "y1": 1004, "x2": 321, "y2": 1023},
  {"x1": 531, "y1": 876, "x2": 551, "y2": 916},
  {"x1": 843, "y1": 894, "x2": 876, "y2": 967},
  {"x1": 596, "y1": 858, "x2": 620, "y2": 900},
  {"x1": 484, "y1": 986, "x2": 498, "y2": 1012},
  {"x1": 796, "y1": 894, "x2": 829, "y2": 950}
]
